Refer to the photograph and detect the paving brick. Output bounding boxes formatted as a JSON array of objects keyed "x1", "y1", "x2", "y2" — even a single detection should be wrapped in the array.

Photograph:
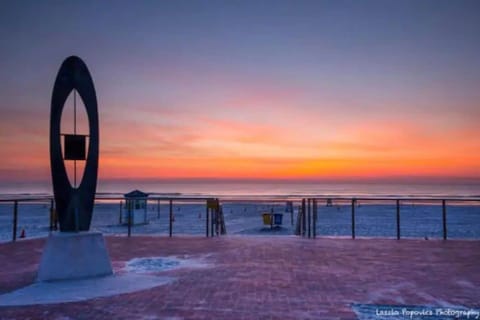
[{"x1": 0, "y1": 236, "x2": 478, "y2": 319}]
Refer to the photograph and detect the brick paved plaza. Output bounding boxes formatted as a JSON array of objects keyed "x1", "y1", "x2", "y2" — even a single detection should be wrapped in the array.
[{"x1": 0, "y1": 236, "x2": 479, "y2": 319}]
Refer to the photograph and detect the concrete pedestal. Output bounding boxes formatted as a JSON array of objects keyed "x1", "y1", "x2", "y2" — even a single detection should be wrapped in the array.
[{"x1": 37, "y1": 232, "x2": 113, "y2": 282}]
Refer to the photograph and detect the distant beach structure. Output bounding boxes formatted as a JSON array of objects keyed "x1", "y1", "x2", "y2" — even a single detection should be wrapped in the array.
[{"x1": 123, "y1": 190, "x2": 149, "y2": 225}]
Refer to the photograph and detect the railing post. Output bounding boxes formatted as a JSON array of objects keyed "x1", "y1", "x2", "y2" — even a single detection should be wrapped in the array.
[
  {"x1": 307, "y1": 198, "x2": 311, "y2": 238},
  {"x1": 169, "y1": 199, "x2": 173, "y2": 237},
  {"x1": 396, "y1": 199, "x2": 400, "y2": 240},
  {"x1": 216, "y1": 199, "x2": 220, "y2": 236},
  {"x1": 291, "y1": 205, "x2": 294, "y2": 226},
  {"x1": 313, "y1": 199, "x2": 317, "y2": 239},
  {"x1": 127, "y1": 201, "x2": 132, "y2": 237},
  {"x1": 301, "y1": 199, "x2": 306, "y2": 237},
  {"x1": 211, "y1": 204, "x2": 215, "y2": 237},
  {"x1": 351, "y1": 199, "x2": 356, "y2": 239},
  {"x1": 296, "y1": 205, "x2": 301, "y2": 236},
  {"x1": 206, "y1": 200, "x2": 209, "y2": 237},
  {"x1": 442, "y1": 199, "x2": 447, "y2": 240},
  {"x1": 12, "y1": 201, "x2": 18, "y2": 242},
  {"x1": 216, "y1": 198, "x2": 223, "y2": 237},
  {"x1": 49, "y1": 198, "x2": 55, "y2": 232},
  {"x1": 119, "y1": 201, "x2": 123, "y2": 225}
]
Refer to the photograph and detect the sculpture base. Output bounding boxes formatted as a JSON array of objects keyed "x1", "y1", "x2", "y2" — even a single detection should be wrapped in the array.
[{"x1": 37, "y1": 231, "x2": 113, "y2": 282}]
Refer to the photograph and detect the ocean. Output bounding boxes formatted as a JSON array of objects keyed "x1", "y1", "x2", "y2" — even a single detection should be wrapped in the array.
[
  {"x1": 3, "y1": 179, "x2": 480, "y2": 198},
  {"x1": 98, "y1": 179, "x2": 480, "y2": 197}
]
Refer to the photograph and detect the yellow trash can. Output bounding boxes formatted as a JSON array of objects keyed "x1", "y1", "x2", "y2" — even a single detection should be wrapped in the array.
[{"x1": 262, "y1": 213, "x2": 272, "y2": 225}]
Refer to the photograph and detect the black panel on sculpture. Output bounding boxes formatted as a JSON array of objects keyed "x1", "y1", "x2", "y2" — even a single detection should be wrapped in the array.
[
  {"x1": 50, "y1": 56, "x2": 99, "y2": 231},
  {"x1": 64, "y1": 134, "x2": 87, "y2": 160}
]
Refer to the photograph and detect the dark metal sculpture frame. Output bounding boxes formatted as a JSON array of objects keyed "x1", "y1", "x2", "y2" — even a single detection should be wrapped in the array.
[{"x1": 50, "y1": 56, "x2": 99, "y2": 231}]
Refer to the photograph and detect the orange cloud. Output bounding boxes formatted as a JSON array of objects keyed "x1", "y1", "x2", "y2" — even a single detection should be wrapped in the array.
[{"x1": 1, "y1": 93, "x2": 480, "y2": 183}]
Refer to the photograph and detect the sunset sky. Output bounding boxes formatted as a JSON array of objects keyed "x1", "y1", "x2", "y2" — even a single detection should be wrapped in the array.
[{"x1": 1, "y1": 0, "x2": 479, "y2": 189}]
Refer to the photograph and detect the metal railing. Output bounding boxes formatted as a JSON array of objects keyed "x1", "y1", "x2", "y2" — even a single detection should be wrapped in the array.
[
  {"x1": 0, "y1": 197, "x2": 53, "y2": 242},
  {"x1": 1, "y1": 195, "x2": 479, "y2": 242},
  {"x1": 296, "y1": 196, "x2": 480, "y2": 240},
  {"x1": 96, "y1": 196, "x2": 225, "y2": 238},
  {"x1": 0, "y1": 196, "x2": 228, "y2": 241}
]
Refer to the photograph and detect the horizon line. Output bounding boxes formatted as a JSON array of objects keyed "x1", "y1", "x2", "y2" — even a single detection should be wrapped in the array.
[{"x1": 3, "y1": 176, "x2": 480, "y2": 185}]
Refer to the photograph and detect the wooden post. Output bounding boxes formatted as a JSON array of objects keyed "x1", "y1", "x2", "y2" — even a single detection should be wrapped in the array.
[
  {"x1": 442, "y1": 200, "x2": 447, "y2": 240},
  {"x1": 396, "y1": 199, "x2": 400, "y2": 240},
  {"x1": 12, "y1": 201, "x2": 18, "y2": 242},
  {"x1": 351, "y1": 199, "x2": 356, "y2": 239},
  {"x1": 169, "y1": 199, "x2": 173, "y2": 237}
]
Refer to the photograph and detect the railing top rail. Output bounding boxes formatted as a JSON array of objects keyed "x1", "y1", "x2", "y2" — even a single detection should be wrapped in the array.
[
  {"x1": 0, "y1": 197, "x2": 52, "y2": 202},
  {"x1": 97, "y1": 196, "x2": 215, "y2": 201},
  {"x1": 308, "y1": 196, "x2": 480, "y2": 202},
  {"x1": 208, "y1": 196, "x2": 480, "y2": 202}
]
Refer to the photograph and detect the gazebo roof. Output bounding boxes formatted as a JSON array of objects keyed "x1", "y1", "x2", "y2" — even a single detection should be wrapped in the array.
[{"x1": 124, "y1": 189, "x2": 149, "y2": 198}]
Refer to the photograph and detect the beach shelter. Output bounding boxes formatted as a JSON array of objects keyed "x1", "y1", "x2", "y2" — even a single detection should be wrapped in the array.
[{"x1": 123, "y1": 190, "x2": 149, "y2": 225}]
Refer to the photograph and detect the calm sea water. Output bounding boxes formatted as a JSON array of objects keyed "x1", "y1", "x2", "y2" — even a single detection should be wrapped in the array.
[
  {"x1": 1, "y1": 179, "x2": 480, "y2": 197},
  {"x1": 109, "y1": 180, "x2": 480, "y2": 197}
]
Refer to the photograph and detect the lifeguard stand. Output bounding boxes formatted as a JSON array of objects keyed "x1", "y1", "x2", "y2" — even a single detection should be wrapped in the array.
[{"x1": 123, "y1": 190, "x2": 149, "y2": 225}]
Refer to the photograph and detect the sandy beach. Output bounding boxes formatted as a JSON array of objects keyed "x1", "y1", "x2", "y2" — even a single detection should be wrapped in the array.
[{"x1": 1, "y1": 200, "x2": 479, "y2": 242}]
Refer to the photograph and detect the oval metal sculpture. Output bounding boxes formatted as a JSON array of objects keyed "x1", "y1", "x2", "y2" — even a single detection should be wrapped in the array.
[{"x1": 50, "y1": 56, "x2": 99, "y2": 231}]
